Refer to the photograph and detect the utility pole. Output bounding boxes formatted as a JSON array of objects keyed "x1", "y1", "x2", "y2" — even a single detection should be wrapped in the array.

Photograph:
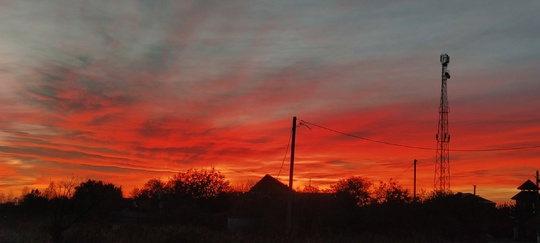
[
  {"x1": 286, "y1": 116, "x2": 297, "y2": 234},
  {"x1": 413, "y1": 159, "x2": 417, "y2": 202},
  {"x1": 473, "y1": 184, "x2": 476, "y2": 196}
]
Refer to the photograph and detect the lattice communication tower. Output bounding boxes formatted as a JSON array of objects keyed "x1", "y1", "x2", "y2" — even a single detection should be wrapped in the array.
[{"x1": 435, "y1": 54, "x2": 451, "y2": 193}]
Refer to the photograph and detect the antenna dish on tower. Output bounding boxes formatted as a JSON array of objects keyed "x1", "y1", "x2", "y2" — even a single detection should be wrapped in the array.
[{"x1": 440, "y1": 53, "x2": 450, "y2": 66}]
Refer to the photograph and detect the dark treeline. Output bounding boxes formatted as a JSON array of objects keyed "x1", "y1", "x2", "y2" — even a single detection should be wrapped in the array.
[
  {"x1": 0, "y1": 178, "x2": 125, "y2": 242},
  {"x1": 0, "y1": 168, "x2": 519, "y2": 242}
]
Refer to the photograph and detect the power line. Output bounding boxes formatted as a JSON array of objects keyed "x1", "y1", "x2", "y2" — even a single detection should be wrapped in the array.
[
  {"x1": 300, "y1": 120, "x2": 434, "y2": 150},
  {"x1": 277, "y1": 133, "x2": 292, "y2": 179},
  {"x1": 394, "y1": 162, "x2": 415, "y2": 180},
  {"x1": 300, "y1": 119, "x2": 540, "y2": 152},
  {"x1": 451, "y1": 146, "x2": 540, "y2": 152}
]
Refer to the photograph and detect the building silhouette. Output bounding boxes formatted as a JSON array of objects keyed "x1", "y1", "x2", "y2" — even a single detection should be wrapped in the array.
[{"x1": 511, "y1": 179, "x2": 539, "y2": 240}]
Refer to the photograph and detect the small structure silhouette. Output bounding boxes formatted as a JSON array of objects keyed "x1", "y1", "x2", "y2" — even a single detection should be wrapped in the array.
[
  {"x1": 511, "y1": 179, "x2": 539, "y2": 240},
  {"x1": 512, "y1": 179, "x2": 539, "y2": 207}
]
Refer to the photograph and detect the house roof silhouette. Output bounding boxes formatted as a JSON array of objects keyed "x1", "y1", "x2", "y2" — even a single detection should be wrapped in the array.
[
  {"x1": 456, "y1": 192, "x2": 495, "y2": 206},
  {"x1": 511, "y1": 179, "x2": 539, "y2": 201},
  {"x1": 517, "y1": 179, "x2": 538, "y2": 190},
  {"x1": 249, "y1": 174, "x2": 291, "y2": 195}
]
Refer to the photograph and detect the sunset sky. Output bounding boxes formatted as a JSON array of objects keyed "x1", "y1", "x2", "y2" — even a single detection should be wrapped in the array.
[{"x1": 1, "y1": 1, "x2": 539, "y2": 203}]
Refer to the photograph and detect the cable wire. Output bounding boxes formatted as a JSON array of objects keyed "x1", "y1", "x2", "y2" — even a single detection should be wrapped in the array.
[
  {"x1": 394, "y1": 162, "x2": 415, "y2": 180},
  {"x1": 301, "y1": 120, "x2": 434, "y2": 150},
  {"x1": 277, "y1": 133, "x2": 292, "y2": 179},
  {"x1": 300, "y1": 119, "x2": 540, "y2": 152}
]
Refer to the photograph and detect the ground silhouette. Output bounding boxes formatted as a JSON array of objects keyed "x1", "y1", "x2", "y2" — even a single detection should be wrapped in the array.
[{"x1": 0, "y1": 169, "x2": 523, "y2": 242}]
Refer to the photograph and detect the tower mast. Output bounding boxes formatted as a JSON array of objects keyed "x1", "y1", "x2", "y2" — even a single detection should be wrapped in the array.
[{"x1": 435, "y1": 54, "x2": 451, "y2": 193}]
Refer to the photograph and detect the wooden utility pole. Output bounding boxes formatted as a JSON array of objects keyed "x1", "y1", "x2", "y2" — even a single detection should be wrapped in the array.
[
  {"x1": 289, "y1": 116, "x2": 296, "y2": 191},
  {"x1": 286, "y1": 116, "x2": 297, "y2": 234},
  {"x1": 413, "y1": 159, "x2": 417, "y2": 202}
]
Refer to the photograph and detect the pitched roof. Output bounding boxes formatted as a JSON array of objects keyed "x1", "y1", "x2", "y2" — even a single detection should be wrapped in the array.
[
  {"x1": 517, "y1": 179, "x2": 539, "y2": 190},
  {"x1": 457, "y1": 192, "x2": 496, "y2": 206},
  {"x1": 511, "y1": 190, "x2": 538, "y2": 201},
  {"x1": 249, "y1": 174, "x2": 291, "y2": 195}
]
